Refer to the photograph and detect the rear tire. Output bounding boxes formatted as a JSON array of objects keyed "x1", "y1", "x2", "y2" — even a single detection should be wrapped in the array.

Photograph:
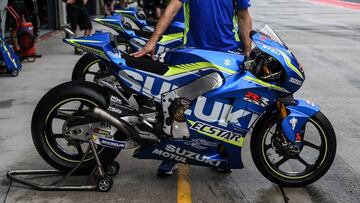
[
  {"x1": 31, "y1": 81, "x2": 120, "y2": 173},
  {"x1": 251, "y1": 111, "x2": 336, "y2": 187},
  {"x1": 71, "y1": 53, "x2": 107, "y2": 81}
]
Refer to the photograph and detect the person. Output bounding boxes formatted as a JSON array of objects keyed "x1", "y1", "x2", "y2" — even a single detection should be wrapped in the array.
[
  {"x1": 154, "y1": 0, "x2": 163, "y2": 19},
  {"x1": 132, "y1": 0, "x2": 252, "y2": 175},
  {"x1": 104, "y1": 0, "x2": 115, "y2": 16},
  {"x1": 63, "y1": 0, "x2": 93, "y2": 55}
]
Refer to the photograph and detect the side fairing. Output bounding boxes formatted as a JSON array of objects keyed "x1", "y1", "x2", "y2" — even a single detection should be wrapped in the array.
[
  {"x1": 116, "y1": 66, "x2": 220, "y2": 102},
  {"x1": 164, "y1": 48, "x2": 245, "y2": 77},
  {"x1": 93, "y1": 15, "x2": 126, "y2": 34},
  {"x1": 183, "y1": 71, "x2": 284, "y2": 168},
  {"x1": 115, "y1": 48, "x2": 246, "y2": 102},
  {"x1": 64, "y1": 31, "x2": 118, "y2": 61}
]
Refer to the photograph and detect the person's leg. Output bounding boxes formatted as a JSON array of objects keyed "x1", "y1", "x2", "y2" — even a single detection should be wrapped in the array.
[
  {"x1": 104, "y1": 1, "x2": 111, "y2": 16},
  {"x1": 67, "y1": 4, "x2": 78, "y2": 34},
  {"x1": 155, "y1": 0, "x2": 162, "y2": 19},
  {"x1": 110, "y1": 0, "x2": 115, "y2": 14},
  {"x1": 67, "y1": 4, "x2": 82, "y2": 55},
  {"x1": 84, "y1": 29, "x2": 91, "y2": 36},
  {"x1": 79, "y1": 8, "x2": 93, "y2": 37}
]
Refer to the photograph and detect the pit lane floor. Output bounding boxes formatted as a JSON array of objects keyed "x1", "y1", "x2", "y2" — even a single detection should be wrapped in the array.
[{"x1": 1, "y1": 0, "x2": 360, "y2": 202}]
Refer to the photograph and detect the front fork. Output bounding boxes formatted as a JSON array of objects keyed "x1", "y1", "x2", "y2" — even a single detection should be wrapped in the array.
[{"x1": 276, "y1": 101, "x2": 290, "y2": 144}]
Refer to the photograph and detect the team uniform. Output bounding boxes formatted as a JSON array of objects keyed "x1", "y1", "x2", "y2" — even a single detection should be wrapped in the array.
[
  {"x1": 158, "y1": 0, "x2": 251, "y2": 175},
  {"x1": 182, "y1": 0, "x2": 251, "y2": 51}
]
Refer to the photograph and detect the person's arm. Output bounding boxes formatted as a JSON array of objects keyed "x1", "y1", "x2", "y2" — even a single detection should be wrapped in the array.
[
  {"x1": 66, "y1": 0, "x2": 75, "y2": 4},
  {"x1": 237, "y1": 9, "x2": 252, "y2": 57},
  {"x1": 83, "y1": 0, "x2": 88, "y2": 5},
  {"x1": 131, "y1": 0, "x2": 183, "y2": 58}
]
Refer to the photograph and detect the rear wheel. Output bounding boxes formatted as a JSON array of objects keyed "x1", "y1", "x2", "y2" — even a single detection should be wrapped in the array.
[
  {"x1": 251, "y1": 111, "x2": 336, "y2": 187},
  {"x1": 31, "y1": 81, "x2": 120, "y2": 173},
  {"x1": 71, "y1": 53, "x2": 108, "y2": 81}
]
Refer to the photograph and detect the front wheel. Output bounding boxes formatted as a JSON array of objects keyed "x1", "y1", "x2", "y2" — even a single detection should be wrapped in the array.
[{"x1": 251, "y1": 111, "x2": 336, "y2": 187}]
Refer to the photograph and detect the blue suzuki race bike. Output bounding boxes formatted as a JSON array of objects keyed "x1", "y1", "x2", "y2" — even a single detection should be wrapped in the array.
[
  {"x1": 31, "y1": 25, "x2": 336, "y2": 188},
  {"x1": 72, "y1": 14, "x2": 183, "y2": 81},
  {"x1": 114, "y1": 8, "x2": 184, "y2": 34}
]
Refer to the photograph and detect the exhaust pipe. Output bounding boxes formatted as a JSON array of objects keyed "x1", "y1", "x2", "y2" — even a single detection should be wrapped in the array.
[{"x1": 92, "y1": 107, "x2": 159, "y2": 147}]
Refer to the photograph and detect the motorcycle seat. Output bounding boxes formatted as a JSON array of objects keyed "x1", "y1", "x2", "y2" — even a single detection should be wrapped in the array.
[{"x1": 121, "y1": 53, "x2": 169, "y2": 75}]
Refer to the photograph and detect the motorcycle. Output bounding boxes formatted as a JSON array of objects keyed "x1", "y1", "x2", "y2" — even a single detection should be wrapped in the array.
[
  {"x1": 114, "y1": 8, "x2": 184, "y2": 33},
  {"x1": 72, "y1": 14, "x2": 183, "y2": 81},
  {"x1": 31, "y1": 25, "x2": 336, "y2": 187}
]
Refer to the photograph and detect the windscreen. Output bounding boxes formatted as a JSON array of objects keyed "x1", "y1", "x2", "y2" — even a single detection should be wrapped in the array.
[{"x1": 258, "y1": 25, "x2": 285, "y2": 46}]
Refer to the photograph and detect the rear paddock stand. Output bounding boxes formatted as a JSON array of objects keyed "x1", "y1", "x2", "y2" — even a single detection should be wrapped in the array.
[{"x1": 7, "y1": 140, "x2": 120, "y2": 192}]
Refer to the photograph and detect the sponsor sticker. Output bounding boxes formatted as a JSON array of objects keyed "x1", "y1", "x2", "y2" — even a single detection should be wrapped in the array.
[
  {"x1": 188, "y1": 121, "x2": 244, "y2": 147},
  {"x1": 295, "y1": 133, "x2": 302, "y2": 142},
  {"x1": 244, "y1": 92, "x2": 269, "y2": 108},
  {"x1": 224, "y1": 59, "x2": 231, "y2": 66},
  {"x1": 99, "y1": 137, "x2": 125, "y2": 149},
  {"x1": 289, "y1": 117, "x2": 298, "y2": 130},
  {"x1": 94, "y1": 127, "x2": 111, "y2": 137},
  {"x1": 108, "y1": 106, "x2": 122, "y2": 114},
  {"x1": 110, "y1": 95, "x2": 122, "y2": 105},
  {"x1": 184, "y1": 138, "x2": 219, "y2": 150},
  {"x1": 289, "y1": 77, "x2": 302, "y2": 86},
  {"x1": 152, "y1": 144, "x2": 222, "y2": 166}
]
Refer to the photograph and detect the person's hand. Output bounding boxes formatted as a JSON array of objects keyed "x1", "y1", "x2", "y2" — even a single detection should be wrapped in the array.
[
  {"x1": 244, "y1": 49, "x2": 251, "y2": 58},
  {"x1": 130, "y1": 41, "x2": 157, "y2": 58},
  {"x1": 67, "y1": 0, "x2": 75, "y2": 4}
]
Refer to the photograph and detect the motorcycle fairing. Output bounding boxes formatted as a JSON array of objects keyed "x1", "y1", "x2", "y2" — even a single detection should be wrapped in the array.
[
  {"x1": 252, "y1": 32, "x2": 305, "y2": 95},
  {"x1": 133, "y1": 139, "x2": 231, "y2": 169},
  {"x1": 164, "y1": 48, "x2": 245, "y2": 77},
  {"x1": 181, "y1": 71, "x2": 284, "y2": 168},
  {"x1": 115, "y1": 9, "x2": 147, "y2": 25},
  {"x1": 111, "y1": 48, "x2": 247, "y2": 102},
  {"x1": 116, "y1": 65, "x2": 223, "y2": 102},
  {"x1": 114, "y1": 9, "x2": 185, "y2": 34},
  {"x1": 64, "y1": 31, "x2": 116, "y2": 61},
  {"x1": 93, "y1": 15, "x2": 126, "y2": 33},
  {"x1": 92, "y1": 15, "x2": 183, "y2": 55},
  {"x1": 281, "y1": 100, "x2": 320, "y2": 143}
]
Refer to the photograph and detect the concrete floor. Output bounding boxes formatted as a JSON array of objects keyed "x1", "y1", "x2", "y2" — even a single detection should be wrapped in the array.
[{"x1": 1, "y1": 0, "x2": 360, "y2": 202}]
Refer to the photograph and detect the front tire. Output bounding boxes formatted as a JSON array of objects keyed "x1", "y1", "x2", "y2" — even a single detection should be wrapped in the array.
[
  {"x1": 31, "y1": 81, "x2": 120, "y2": 173},
  {"x1": 251, "y1": 111, "x2": 336, "y2": 187}
]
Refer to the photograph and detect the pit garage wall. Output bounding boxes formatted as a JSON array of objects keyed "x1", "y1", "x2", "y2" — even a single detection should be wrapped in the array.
[{"x1": 0, "y1": 0, "x2": 8, "y2": 36}]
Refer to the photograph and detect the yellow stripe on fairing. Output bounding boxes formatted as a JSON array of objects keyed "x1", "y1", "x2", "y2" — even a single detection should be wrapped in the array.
[
  {"x1": 243, "y1": 76, "x2": 290, "y2": 93},
  {"x1": 278, "y1": 50, "x2": 304, "y2": 80},
  {"x1": 164, "y1": 62, "x2": 236, "y2": 76},
  {"x1": 160, "y1": 32, "x2": 184, "y2": 43},
  {"x1": 183, "y1": 2, "x2": 190, "y2": 45}
]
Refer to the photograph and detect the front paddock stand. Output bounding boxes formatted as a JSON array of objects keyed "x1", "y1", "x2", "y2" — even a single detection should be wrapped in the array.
[{"x1": 7, "y1": 140, "x2": 119, "y2": 192}]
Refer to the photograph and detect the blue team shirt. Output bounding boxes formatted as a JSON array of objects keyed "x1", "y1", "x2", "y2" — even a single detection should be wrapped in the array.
[{"x1": 181, "y1": 0, "x2": 251, "y2": 51}]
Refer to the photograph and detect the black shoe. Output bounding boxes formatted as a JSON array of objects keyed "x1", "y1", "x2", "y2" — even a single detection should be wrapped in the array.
[
  {"x1": 157, "y1": 161, "x2": 178, "y2": 176},
  {"x1": 215, "y1": 167, "x2": 232, "y2": 174}
]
